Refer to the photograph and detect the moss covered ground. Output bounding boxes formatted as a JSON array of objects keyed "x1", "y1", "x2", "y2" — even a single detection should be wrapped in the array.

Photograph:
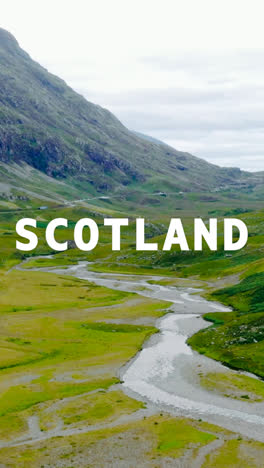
[
  {"x1": 0, "y1": 203, "x2": 264, "y2": 464},
  {"x1": 1, "y1": 414, "x2": 264, "y2": 467},
  {"x1": 199, "y1": 371, "x2": 264, "y2": 402}
]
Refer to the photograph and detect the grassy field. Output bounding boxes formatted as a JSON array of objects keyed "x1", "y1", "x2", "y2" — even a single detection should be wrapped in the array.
[
  {"x1": 1, "y1": 253, "x2": 258, "y2": 466},
  {"x1": 67, "y1": 207, "x2": 264, "y2": 380},
  {"x1": 0, "y1": 201, "x2": 264, "y2": 465},
  {"x1": 1, "y1": 414, "x2": 264, "y2": 467},
  {"x1": 199, "y1": 371, "x2": 264, "y2": 402}
]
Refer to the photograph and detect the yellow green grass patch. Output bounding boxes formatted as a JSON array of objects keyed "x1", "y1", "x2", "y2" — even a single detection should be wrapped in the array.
[
  {"x1": 39, "y1": 389, "x2": 145, "y2": 431},
  {"x1": 0, "y1": 267, "x2": 167, "y2": 442},
  {"x1": 200, "y1": 371, "x2": 264, "y2": 402},
  {"x1": 0, "y1": 415, "x2": 226, "y2": 467},
  {"x1": 202, "y1": 439, "x2": 264, "y2": 468}
]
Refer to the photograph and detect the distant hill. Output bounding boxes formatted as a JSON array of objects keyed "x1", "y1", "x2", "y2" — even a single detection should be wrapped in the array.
[{"x1": 0, "y1": 27, "x2": 263, "y2": 204}]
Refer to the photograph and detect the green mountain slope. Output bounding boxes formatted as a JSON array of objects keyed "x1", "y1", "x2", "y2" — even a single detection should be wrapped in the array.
[{"x1": 0, "y1": 27, "x2": 263, "y2": 202}]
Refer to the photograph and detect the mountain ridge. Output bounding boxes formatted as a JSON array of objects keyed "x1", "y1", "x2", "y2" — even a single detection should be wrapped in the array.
[{"x1": 0, "y1": 27, "x2": 263, "y2": 202}]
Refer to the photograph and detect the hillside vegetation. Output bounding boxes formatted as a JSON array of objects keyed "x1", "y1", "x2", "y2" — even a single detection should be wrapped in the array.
[
  {"x1": 0, "y1": 27, "x2": 263, "y2": 206},
  {"x1": 0, "y1": 204, "x2": 264, "y2": 464},
  {"x1": 0, "y1": 27, "x2": 264, "y2": 466}
]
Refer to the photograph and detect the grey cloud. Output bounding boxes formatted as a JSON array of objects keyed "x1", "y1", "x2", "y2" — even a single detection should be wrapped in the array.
[
  {"x1": 104, "y1": 105, "x2": 264, "y2": 132},
  {"x1": 51, "y1": 49, "x2": 264, "y2": 171},
  {"x1": 141, "y1": 50, "x2": 264, "y2": 75},
  {"x1": 80, "y1": 86, "x2": 263, "y2": 106}
]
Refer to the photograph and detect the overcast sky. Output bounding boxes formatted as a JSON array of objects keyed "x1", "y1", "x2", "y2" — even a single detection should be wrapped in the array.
[{"x1": 2, "y1": 0, "x2": 264, "y2": 171}]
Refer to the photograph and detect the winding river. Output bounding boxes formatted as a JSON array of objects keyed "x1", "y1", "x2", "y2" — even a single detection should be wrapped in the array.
[{"x1": 23, "y1": 260, "x2": 264, "y2": 442}]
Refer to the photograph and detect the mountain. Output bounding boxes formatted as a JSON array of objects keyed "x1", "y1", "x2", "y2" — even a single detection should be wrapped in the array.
[
  {"x1": 0, "y1": 27, "x2": 263, "y2": 204},
  {"x1": 132, "y1": 131, "x2": 166, "y2": 146}
]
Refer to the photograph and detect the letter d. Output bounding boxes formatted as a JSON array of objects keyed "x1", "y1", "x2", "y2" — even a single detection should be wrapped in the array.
[{"x1": 224, "y1": 219, "x2": 248, "y2": 251}]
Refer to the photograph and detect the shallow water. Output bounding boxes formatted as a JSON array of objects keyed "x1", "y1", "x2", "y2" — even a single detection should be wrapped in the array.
[{"x1": 24, "y1": 260, "x2": 264, "y2": 441}]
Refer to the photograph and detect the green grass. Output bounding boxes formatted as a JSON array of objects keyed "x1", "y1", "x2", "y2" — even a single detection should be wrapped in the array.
[
  {"x1": 0, "y1": 264, "x2": 167, "y2": 441},
  {"x1": 53, "y1": 390, "x2": 145, "y2": 428},
  {"x1": 188, "y1": 311, "x2": 264, "y2": 377},
  {"x1": 0, "y1": 378, "x2": 117, "y2": 417},
  {"x1": 0, "y1": 415, "x2": 229, "y2": 466},
  {"x1": 0, "y1": 413, "x2": 27, "y2": 440},
  {"x1": 1, "y1": 414, "x2": 263, "y2": 467},
  {"x1": 0, "y1": 269, "x2": 130, "y2": 314},
  {"x1": 154, "y1": 418, "x2": 215, "y2": 457},
  {"x1": 199, "y1": 371, "x2": 264, "y2": 402},
  {"x1": 203, "y1": 439, "x2": 264, "y2": 468},
  {"x1": 212, "y1": 271, "x2": 264, "y2": 313},
  {"x1": 1, "y1": 201, "x2": 264, "y2": 464},
  {"x1": 188, "y1": 267, "x2": 264, "y2": 377}
]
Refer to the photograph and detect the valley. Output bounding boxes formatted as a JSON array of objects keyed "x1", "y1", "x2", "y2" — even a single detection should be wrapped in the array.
[
  {"x1": 0, "y1": 26, "x2": 264, "y2": 466},
  {"x1": 0, "y1": 201, "x2": 263, "y2": 465},
  {"x1": 0, "y1": 251, "x2": 263, "y2": 466}
]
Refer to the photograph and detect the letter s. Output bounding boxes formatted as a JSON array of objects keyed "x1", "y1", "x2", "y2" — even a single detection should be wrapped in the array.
[{"x1": 16, "y1": 218, "x2": 38, "y2": 251}]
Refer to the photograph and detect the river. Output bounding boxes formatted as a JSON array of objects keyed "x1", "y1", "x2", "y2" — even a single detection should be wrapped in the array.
[{"x1": 23, "y1": 260, "x2": 264, "y2": 442}]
